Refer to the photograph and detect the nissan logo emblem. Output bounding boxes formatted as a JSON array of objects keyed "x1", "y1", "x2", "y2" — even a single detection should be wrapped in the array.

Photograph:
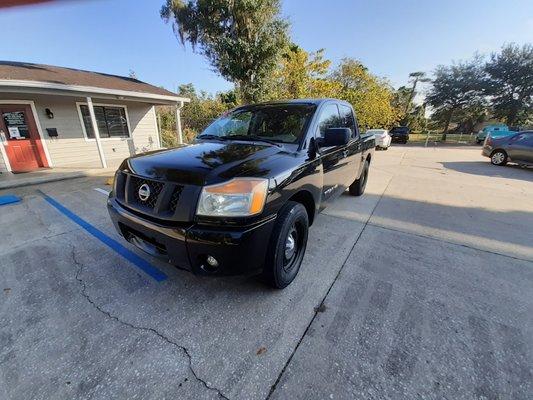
[{"x1": 138, "y1": 183, "x2": 151, "y2": 201}]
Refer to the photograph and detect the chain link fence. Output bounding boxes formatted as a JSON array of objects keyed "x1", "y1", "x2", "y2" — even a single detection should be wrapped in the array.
[{"x1": 410, "y1": 131, "x2": 479, "y2": 146}]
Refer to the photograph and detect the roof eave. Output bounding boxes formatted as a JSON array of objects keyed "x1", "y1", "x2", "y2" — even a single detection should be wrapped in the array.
[{"x1": 0, "y1": 79, "x2": 190, "y2": 104}]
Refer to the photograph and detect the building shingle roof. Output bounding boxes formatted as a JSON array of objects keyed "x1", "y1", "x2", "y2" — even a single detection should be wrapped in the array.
[{"x1": 0, "y1": 61, "x2": 178, "y2": 98}]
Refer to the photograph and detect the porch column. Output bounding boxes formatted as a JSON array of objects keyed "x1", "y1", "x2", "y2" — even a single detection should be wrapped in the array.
[
  {"x1": 175, "y1": 101, "x2": 184, "y2": 145},
  {"x1": 86, "y1": 96, "x2": 107, "y2": 168}
]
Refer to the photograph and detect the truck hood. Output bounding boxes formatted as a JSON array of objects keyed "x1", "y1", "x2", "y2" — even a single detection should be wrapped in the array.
[{"x1": 124, "y1": 141, "x2": 286, "y2": 186}]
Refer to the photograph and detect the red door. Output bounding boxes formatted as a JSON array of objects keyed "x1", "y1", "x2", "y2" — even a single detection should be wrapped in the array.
[{"x1": 0, "y1": 105, "x2": 48, "y2": 172}]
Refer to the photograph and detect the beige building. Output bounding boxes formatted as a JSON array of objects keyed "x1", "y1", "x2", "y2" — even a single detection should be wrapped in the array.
[{"x1": 0, "y1": 61, "x2": 188, "y2": 175}]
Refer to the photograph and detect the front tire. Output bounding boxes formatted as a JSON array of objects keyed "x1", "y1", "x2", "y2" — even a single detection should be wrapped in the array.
[
  {"x1": 490, "y1": 150, "x2": 507, "y2": 166},
  {"x1": 349, "y1": 160, "x2": 369, "y2": 196},
  {"x1": 262, "y1": 201, "x2": 309, "y2": 289}
]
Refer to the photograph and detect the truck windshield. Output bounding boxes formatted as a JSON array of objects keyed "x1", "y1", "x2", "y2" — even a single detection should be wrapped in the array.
[{"x1": 198, "y1": 104, "x2": 316, "y2": 144}]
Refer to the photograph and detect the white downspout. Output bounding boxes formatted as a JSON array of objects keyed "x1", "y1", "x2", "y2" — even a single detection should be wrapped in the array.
[
  {"x1": 175, "y1": 101, "x2": 184, "y2": 145},
  {"x1": 86, "y1": 96, "x2": 107, "y2": 168}
]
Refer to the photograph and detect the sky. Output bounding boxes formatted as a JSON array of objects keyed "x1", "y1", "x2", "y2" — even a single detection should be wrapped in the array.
[{"x1": 1, "y1": 0, "x2": 532, "y2": 96}]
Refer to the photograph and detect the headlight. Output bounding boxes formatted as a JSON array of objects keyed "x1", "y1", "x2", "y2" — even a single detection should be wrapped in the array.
[{"x1": 196, "y1": 178, "x2": 269, "y2": 217}]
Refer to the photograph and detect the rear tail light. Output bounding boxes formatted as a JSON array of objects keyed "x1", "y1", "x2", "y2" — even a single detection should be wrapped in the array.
[{"x1": 486, "y1": 137, "x2": 492, "y2": 146}]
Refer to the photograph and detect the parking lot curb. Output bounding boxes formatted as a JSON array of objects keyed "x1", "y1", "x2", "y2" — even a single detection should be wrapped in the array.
[{"x1": 0, "y1": 169, "x2": 115, "y2": 190}]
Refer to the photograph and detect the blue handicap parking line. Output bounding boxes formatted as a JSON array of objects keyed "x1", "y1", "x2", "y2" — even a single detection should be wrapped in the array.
[
  {"x1": 39, "y1": 191, "x2": 168, "y2": 282},
  {"x1": 0, "y1": 194, "x2": 21, "y2": 206}
]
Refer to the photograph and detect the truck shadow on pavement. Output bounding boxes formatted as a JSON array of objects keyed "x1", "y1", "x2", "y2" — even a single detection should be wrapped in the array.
[
  {"x1": 329, "y1": 191, "x2": 533, "y2": 261},
  {"x1": 441, "y1": 161, "x2": 533, "y2": 181}
]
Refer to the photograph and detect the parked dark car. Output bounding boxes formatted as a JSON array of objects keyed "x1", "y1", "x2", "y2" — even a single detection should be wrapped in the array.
[
  {"x1": 482, "y1": 131, "x2": 533, "y2": 166},
  {"x1": 107, "y1": 99, "x2": 375, "y2": 288},
  {"x1": 390, "y1": 126, "x2": 410, "y2": 143}
]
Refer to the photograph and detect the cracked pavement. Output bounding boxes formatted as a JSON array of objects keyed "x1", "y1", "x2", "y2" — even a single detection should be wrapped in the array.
[
  {"x1": 1, "y1": 146, "x2": 532, "y2": 399},
  {"x1": 71, "y1": 244, "x2": 229, "y2": 400}
]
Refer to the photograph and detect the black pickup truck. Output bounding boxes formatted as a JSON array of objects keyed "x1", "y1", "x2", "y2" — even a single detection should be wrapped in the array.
[{"x1": 108, "y1": 99, "x2": 375, "y2": 288}]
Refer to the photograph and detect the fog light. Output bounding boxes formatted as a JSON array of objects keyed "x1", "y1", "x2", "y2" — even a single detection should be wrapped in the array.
[{"x1": 206, "y1": 255, "x2": 219, "y2": 268}]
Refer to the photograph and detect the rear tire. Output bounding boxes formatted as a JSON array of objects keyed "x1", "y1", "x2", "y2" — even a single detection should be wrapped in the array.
[
  {"x1": 262, "y1": 201, "x2": 309, "y2": 289},
  {"x1": 349, "y1": 160, "x2": 369, "y2": 196},
  {"x1": 490, "y1": 150, "x2": 507, "y2": 166}
]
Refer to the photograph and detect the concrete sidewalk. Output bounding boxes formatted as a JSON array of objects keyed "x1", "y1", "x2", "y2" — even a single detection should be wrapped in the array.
[{"x1": 0, "y1": 167, "x2": 115, "y2": 189}]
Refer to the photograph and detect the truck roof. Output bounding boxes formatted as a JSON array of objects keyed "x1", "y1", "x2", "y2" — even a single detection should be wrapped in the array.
[{"x1": 249, "y1": 98, "x2": 352, "y2": 107}]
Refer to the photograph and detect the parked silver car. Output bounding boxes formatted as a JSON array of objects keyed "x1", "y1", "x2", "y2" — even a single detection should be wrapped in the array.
[{"x1": 482, "y1": 131, "x2": 533, "y2": 166}]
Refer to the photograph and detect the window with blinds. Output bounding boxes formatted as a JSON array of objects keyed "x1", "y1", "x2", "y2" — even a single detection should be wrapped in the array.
[{"x1": 80, "y1": 105, "x2": 130, "y2": 139}]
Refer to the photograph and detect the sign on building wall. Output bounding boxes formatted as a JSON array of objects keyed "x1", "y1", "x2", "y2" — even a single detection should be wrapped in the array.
[{"x1": 3, "y1": 112, "x2": 30, "y2": 139}]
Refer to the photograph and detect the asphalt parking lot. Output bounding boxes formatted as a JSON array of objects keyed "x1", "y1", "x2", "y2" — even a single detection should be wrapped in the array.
[{"x1": 1, "y1": 146, "x2": 532, "y2": 400}]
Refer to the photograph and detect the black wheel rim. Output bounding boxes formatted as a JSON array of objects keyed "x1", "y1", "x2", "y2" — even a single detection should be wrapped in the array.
[{"x1": 283, "y1": 221, "x2": 305, "y2": 272}]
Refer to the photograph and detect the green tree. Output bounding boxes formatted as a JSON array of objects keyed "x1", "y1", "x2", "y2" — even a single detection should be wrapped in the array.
[
  {"x1": 392, "y1": 86, "x2": 411, "y2": 113},
  {"x1": 402, "y1": 71, "x2": 430, "y2": 121},
  {"x1": 270, "y1": 45, "x2": 341, "y2": 99},
  {"x1": 392, "y1": 85, "x2": 428, "y2": 130},
  {"x1": 333, "y1": 58, "x2": 398, "y2": 130},
  {"x1": 426, "y1": 58, "x2": 486, "y2": 140},
  {"x1": 161, "y1": 0, "x2": 288, "y2": 103},
  {"x1": 177, "y1": 83, "x2": 196, "y2": 98},
  {"x1": 157, "y1": 83, "x2": 235, "y2": 146},
  {"x1": 405, "y1": 103, "x2": 428, "y2": 132},
  {"x1": 485, "y1": 43, "x2": 533, "y2": 126},
  {"x1": 450, "y1": 102, "x2": 488, "y2": 134}
]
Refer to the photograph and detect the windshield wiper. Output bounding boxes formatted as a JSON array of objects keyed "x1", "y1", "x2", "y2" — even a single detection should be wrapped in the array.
[
  {"x1": 196, "y1": 134, "x2": 228, "y2": 141},
  {"x1": 227, "y1": 135, "x2": 282, "y2": 147}
]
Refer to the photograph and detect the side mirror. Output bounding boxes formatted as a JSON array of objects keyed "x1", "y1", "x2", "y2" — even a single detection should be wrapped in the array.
[{"x1": 319, "y1": 127, "x2": 351, "y2": 147}]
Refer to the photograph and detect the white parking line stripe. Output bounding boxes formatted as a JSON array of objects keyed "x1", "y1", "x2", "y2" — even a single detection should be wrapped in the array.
[{"x1": 94, "y1": 188, "x2": 110, "y2": 196}]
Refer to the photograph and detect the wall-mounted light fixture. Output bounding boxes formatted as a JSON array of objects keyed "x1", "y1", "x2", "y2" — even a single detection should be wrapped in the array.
[{"x1": 45, "y1": 108, "x2": 54, "y2": 119}]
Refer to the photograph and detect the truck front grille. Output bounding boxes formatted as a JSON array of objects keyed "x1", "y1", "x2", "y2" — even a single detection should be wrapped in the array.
[
  {"x1": 130, "y1": 176, "x2": 164, "y2": 209},
  {"x1": 118, "y1": 173, "x2": 188, "y2": 220},
  {"x1": 169, "y1": 186, "x2": 183, "y2": 212}
]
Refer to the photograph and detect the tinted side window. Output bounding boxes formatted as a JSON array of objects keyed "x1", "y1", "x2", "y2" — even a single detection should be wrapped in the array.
[
  {"x1": 339, "y1": 104, "x2": 357, "y2": 137},
  {"x1": 316, "y1": 104, "x2": 342, "y2": 138},
  {"x1": 516, "y1": 133, "x2": 533, "y2": 145}
]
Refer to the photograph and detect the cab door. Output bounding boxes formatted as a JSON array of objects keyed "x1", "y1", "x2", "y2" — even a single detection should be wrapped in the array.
[
  {"x1": 338, "y1": 104, "x2": 362, "y2": 185},
  {"x1": 507, "y1": 132, "x2": 533, "y2": 163},
  {"x1": 315, "y1": 102, "x2": 350, "y2": 203}
]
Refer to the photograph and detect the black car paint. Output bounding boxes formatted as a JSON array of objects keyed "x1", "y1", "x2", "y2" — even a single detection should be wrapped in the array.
[
  {"x1": 108, "y1": 99, "x2": 375, "y2": 276},
  {"x1": 390, "y1": 126, "x2": 410, "y2": 143}
]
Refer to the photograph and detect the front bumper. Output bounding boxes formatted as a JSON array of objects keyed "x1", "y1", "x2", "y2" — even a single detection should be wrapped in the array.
[
  {"x1": 376, "y1": 136, "x2": 391, "y2": 148},
  {"x1": 107, "y1": 198, "x2": 276, "y2": 276},
  {"x1": 391, "y1": 135, "x2": 408, "y2": 142},
  {"x1": 481, "y1": 145, "x2": 492, "y2": 157}
]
